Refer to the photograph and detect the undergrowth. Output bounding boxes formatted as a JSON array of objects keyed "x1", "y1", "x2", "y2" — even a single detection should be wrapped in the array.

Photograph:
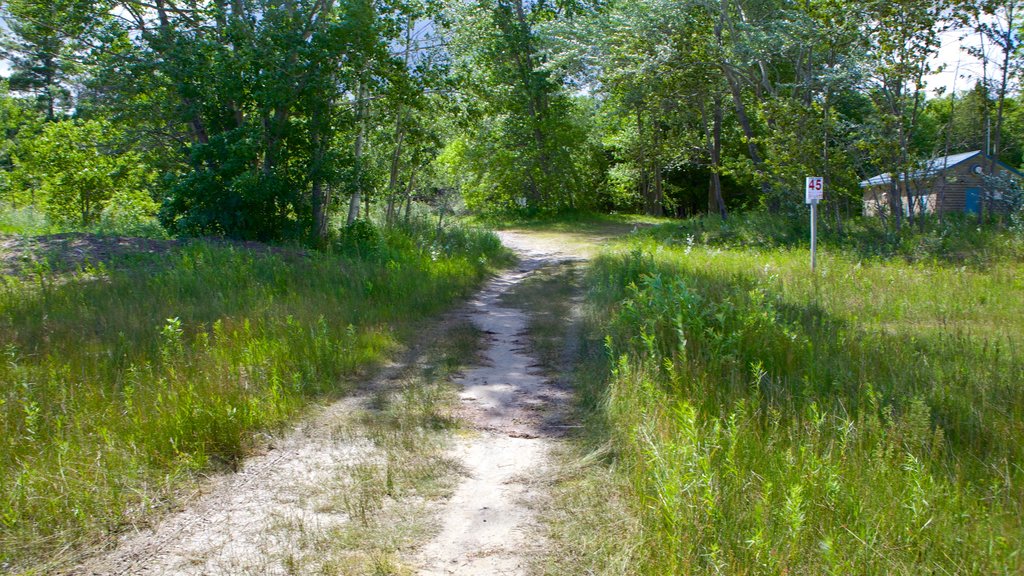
[
  {"x1": 645, "y1": 210, "x2": 1024, "y2": 266},
  {"x1": 0, "y1": 219, "x2": 508, "y2": 571},
  {"x1": 580, "y1": 233, "x2": 1024, "y2": 573}
]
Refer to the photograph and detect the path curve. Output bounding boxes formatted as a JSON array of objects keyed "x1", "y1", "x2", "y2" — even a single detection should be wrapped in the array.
[{"x1": 67, "y1": 230, "x2": 587, "y2": 576}]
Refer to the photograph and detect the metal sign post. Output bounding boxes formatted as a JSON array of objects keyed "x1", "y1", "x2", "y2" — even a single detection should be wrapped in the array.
[{"x1": 805, "y1": 177, "x2": 823, "y2": 273}]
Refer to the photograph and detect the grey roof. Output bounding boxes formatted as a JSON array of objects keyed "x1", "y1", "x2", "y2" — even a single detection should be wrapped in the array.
[{"x1": 859, "y1": 150, "x2": 982, "y2": 187}]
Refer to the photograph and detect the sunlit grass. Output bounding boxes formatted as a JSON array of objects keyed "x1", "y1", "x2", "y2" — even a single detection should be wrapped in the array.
[
  {"x1": 578, "y1": 234, "x2": 1024, "y2": 573},
  {"x1": 0, "y1": 220, "x2": 509, "y2": 570}
]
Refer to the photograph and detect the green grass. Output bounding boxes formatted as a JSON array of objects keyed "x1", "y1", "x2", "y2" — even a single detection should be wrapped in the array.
[
  {"x1": 0, "y1": 203, "x2": 168, "y2": 238},
  {"x1": 573, "y1": 222, "x2": 1024, "y2": 573},
  {"x1": 0, "y1": 205, "x2": 53, "y2": 236},
  {"x1": 0, "y1": 220, "x2": 509, "y2": 571},
  {"x1": 466, "y1": 210, "x2": 671, "y2": 231},
  {"x1": 257, "y1": 319, "x2": 483, "y2": 576},
  {"x1": 644, "y1": 209, "x2": 1024, "y2": 266}
]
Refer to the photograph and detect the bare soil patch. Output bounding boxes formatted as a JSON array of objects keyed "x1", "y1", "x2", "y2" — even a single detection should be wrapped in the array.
[
  {"x1": 411, "y1": 232, "x2": 586, "y2": 575},
  {"x1": 0, "y1": 233, "x2": 304, "y2": 277}
]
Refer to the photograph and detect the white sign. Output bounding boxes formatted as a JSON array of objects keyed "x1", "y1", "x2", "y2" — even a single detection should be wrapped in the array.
[{"x1": 805, "y1": 177, "x2": 823, "y2": 203}]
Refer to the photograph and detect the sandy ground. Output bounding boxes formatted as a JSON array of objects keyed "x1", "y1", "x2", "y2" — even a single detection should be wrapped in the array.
[
  {"x1": 414, "y1": 232, "x2": 582, "y2": 575},
  {"x1": 68, "y1": 394, "x2": 377, "y2": 575},
  {"x1": 67, "y1": 230, "x2": 586, "y2": 576}
]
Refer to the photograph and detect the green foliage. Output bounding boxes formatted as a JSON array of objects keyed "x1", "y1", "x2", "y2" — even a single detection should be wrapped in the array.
[
  {"x1": 338, "y1": 218, "x2": 385, "y2": 258},
  {"x1": 98, "y1": 189, "x2": 165, "y2": 237},
  {"x1": 0, "y1": 83, "x2": 44, "y2": 176},
  {"x1": 580, "y1": 230, "x2": 1024, "y2": 573},
  {"x1": 441, "y1": 1, "x2": 605, "y2": 216},
  {"x1": 0, "y1": 222, "x2": 508, "y2": 570},
  {"x1": 83, "y1": 0, "x2": 422, "y2": 242},
  {"x1": 7, "y1": 118, "x2": 158, "y2": 229},
  {"x1": 0, "y1": 0, "x2": 99, "y2": 119},
  {"x1": 0, "y1": 204, "x2": 52, "y2": 235},
  {"x1": 641, "y1": 210, "x2": 1024, "y2": 265}
]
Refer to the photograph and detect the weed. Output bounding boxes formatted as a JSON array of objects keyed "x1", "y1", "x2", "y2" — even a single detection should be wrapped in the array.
[
  {"x1": 576, "y1": 233, "x2": 1024, "y2": 573},
  {"x1": 0, "y1": 219, "x2": 507, "y2": 570}
]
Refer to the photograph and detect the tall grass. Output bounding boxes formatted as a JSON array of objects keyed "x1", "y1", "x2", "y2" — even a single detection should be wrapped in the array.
[
  {"x1": 0, "y1": 220, "x2": 508, "y2": 571},
  {"x1": 584, "y1": 233, "x2": 1024, "y2": 573},
  {"x1": 645, "y1": 210, "x2": 1024, "y2": 265},
  {"x1": 0, "y1": 205, "x2": 53, "y2": 236}
]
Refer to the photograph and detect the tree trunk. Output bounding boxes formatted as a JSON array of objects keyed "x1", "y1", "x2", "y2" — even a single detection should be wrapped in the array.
[
  {"x1": 154, "y1": 0, "x2": 210, "y2": 146},
  {"x1": 403, "y1": 167, "x2": 420, "y2": 224},
  {"x1": 637, "y1": 107, "x2": 650, "y2": 212},
  {"x1": 709, "y1": 97, "x2": 727, "y2": 219},
  {"x1": 987, "y1": 7, "x2": 1014, "y2": 224},
  {"x1": 823, "y1": 92, "x2": 842, "y2": 235},
  {"x1": 386, "y1": 110, "x2": 407, "y2": 226},
  {"x1": 721, "y1": 64, "x2": 771, "y2": 208},
  {"x1": 651, "y1": 121, "x2": 664, "y2": 216},
  {"x1": 312, "y1": 179, "x2": 331, "y2": 242},
  {"x1": 348, "y1": 81, "x2": 367, "y2": 225}
]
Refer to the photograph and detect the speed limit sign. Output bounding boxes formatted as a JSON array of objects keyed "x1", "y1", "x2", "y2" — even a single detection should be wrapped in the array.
[{"x1": 805, "y1": 177, "x2": 823, "y2": 203}]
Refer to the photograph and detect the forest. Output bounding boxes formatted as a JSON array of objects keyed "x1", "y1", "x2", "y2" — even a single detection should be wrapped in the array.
[
  {"x1": 4, "y1": 0, "x2": 1024, "y2": 574},
  {"x1": 0, "y1": 0, "x2": 1022, "y2": 241}
]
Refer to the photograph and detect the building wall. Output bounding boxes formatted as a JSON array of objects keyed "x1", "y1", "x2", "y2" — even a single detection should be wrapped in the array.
[{"x1": 861, "y1": 161, "x2": 1015, "y2": 216}]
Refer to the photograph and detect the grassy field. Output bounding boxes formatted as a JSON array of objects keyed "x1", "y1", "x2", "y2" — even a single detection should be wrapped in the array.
[
  {"x1": 0, "y1": 219, "x2": 509, "y2": 571},
  {"x1": 530, "y1": 213, "x2": 1024, "y2": 574}
]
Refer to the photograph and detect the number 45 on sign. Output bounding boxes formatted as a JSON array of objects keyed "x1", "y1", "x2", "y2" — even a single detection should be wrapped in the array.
[
  {"x1": 805, "y1": 177, "x2": 823, "y2": 204},
  {"x1": 805, "y1": 176, "x2": 823, "y2": 272}
]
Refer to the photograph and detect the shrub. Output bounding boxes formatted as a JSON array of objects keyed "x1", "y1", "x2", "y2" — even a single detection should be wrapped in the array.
[{"x1": 8, "y1": 119, "x2": 158, "y2": 229}]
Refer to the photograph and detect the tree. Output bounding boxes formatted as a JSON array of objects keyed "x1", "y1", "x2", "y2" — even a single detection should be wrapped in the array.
[
  {"x1": 442, "y1": 0, "x2": 602, "y2": 214},
  {"x1": 0, "y1": 0, "x2": 100, "y2": 120},
  {"x1": 8, "y1": 118, "x2": 156, "y2": 227},
  {"x1": 79, "y1": 0, "x2": 415, "y2": 242},
  {"x1": 965, "y1": 0, "x2": 1021, "y2": 221},
  {"x1": 862, "y1": 0, "x2": 947, "y2": 230},
  {"x1": 0, "y1": 81, "x2": 44, "y2": 198}
]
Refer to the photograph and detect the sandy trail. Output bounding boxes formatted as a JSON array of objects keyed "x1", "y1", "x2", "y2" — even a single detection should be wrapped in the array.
[
  {"x1": 68, "y1": 230, "x2": 587, "y2": 576},
  {"x1": 414, "y1": 232, "x2": 583, "y2": 575},
  {"x1": 68, "y1": 392, "x2": 379, "y2": 576}
]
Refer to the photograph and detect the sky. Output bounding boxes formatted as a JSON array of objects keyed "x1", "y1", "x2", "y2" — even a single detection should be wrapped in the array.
[
  {"x1": 924, "y1": 24, "x2": 989, "y2": 96},
  {"x1": 0, "y1": 18, "x2": 994, "y2": 97}
]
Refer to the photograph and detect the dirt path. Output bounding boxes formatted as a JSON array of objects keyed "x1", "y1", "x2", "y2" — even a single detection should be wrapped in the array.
[
  {"x1": 414, "y1": 232, "x2": 583, "y2": 575},
  {"x1": 68, "y1": 230, "x2": 589, "y2": 576},
  {"x1": 69, "y1": 392, "x2": 383, "y2": 575}
]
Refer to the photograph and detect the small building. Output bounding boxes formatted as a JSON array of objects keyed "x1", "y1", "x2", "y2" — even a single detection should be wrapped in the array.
[{"x1": 860, "y1": 150, "x2": 1022, "y2": 216}]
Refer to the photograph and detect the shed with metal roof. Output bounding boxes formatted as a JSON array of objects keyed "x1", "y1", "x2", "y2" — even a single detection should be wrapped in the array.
[{"x1": 860, "y1": 151, "x2": 1022, "y2": 216}]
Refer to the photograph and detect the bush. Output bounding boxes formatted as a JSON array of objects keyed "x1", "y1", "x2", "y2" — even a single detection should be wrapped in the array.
[
  {"x1": 0, "y1": 203, "x2": 51, "y2": 235},
  {"x1": 98, "y1": 189, "x2": 166, "y2": 237},
  {"x1": 8, "y1": 119, "x2": 158, "y2": 229},
  {"x1": 337, "y1": 218, "x2": 383, "y2": 258}
]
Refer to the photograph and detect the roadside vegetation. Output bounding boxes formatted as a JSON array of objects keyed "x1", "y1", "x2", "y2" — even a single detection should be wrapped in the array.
[
  {"x1": 552, "y1": 214, "x2": 1024, "y2": 573},
  {"x1": 0, "y1": 218, "x2": 508, "y2": 571},
  {"x1": 258, "y1": 319, "x2": 484, "y2": 575}
]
